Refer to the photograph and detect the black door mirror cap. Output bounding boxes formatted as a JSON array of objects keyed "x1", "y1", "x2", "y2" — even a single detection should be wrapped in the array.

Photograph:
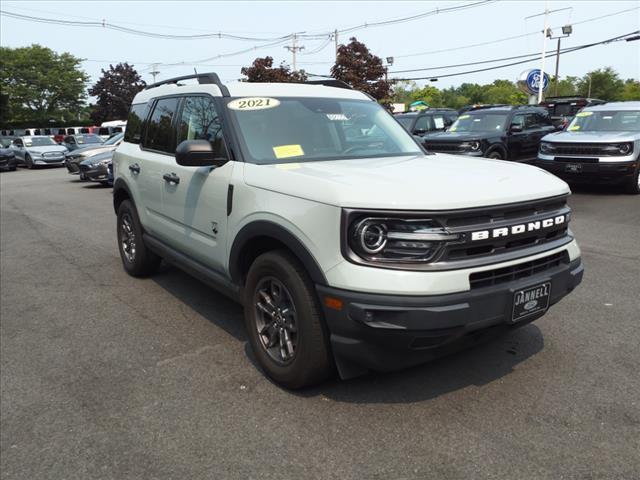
[
  {"x1": 175, "y1": 139, "x2": 228, "y2": 167},
  {"x1": 510, "y1": 125, "x2": 523, "y2": 133}
]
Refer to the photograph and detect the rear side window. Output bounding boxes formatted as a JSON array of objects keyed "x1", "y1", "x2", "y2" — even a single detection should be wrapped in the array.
[
  {"x1": 124, "y1": 103, "x2": 150, "y2": 144},
  {"x1": 176, "y1": 96, "x2": 228, "y2": 159},
  {"x1": 143, "y1": 97, "x2": 179, "y2": 153}
]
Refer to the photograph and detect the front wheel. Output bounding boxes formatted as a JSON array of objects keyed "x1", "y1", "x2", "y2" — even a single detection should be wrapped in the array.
[
  {"x1": 244, "y1": 250, "x2": 333, "y2": 389},
  {"x1": 116, "y1": 200, "x2": 161, "y2": 276},
  {"x1": 623, "y1": 164, "x2": 640, "y2": 195},
  {"x1": 25, "y1": 154, "x2": 34, "y2": 169},
  {"x1": 486, "y1": 150, "x2": 503, "y2": 160}
]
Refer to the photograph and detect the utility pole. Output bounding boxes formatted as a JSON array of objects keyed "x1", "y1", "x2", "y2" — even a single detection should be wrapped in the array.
[
  {"x1": 552, "y1": 25, "x2": 573, "y2": 96},
  {"x1": 150, "y1": 63, "x2": 160, "y2": 83},
  {"x1": 525, "y1": 5, "x2": 572, "y2": 103},
  {"x1": 334, "y1": 29, "x2": 339, "y2": 62},
  {"x1": 538, "y1": 1, "x2": 549, "y2": 104},
  {"x1": 284, "y1": 33, "x2": 305, "y2": 71}
]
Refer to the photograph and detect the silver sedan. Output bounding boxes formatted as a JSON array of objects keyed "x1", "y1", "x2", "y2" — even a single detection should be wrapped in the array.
[{"x1": 10, "y1": 136, "x2": 68, "y2": 168}]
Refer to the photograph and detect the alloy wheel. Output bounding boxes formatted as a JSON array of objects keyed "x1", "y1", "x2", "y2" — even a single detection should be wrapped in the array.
[
  {"x1": 253, "y1": 277, "x2": 298, "y2": 364},
  {"x1": 120, "y1": 213, "x2": 136, "y2": 263}
]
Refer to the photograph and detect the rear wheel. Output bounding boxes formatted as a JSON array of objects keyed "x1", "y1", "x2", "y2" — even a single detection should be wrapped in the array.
[
  {"x1": 116, "y1": 200, "x2": 161, "y2": 276},
  {"x1": 624, "y1": 164, "x2": 640, "y2": 195},
  {"x1": 486, "y1": 150, "x2": 503, "y2": 160},
  {"x1": 244, "y1": 250, "x2": 333, "y2": 389}
]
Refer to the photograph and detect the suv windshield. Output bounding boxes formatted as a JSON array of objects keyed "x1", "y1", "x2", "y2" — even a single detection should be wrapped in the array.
[
  {"x1": 226, "y1": 97, "x2": 421, "y2": 164},
  {"x1": 104, "y1": 132, "x2": 124, "y2": 145},
  {"x1": 24, "y1": 137, "x2": 56, "y2": 147},
  {"x1": 568, "y1": 110, "x2": 640, "y2": 132},
  {"x1": 450, "y1": 113, "x2": 508, "y2": 133}
]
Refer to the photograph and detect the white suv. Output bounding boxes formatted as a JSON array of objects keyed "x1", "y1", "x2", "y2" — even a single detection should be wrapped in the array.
[{"x1": 113, "y1": 73, "x2": 583, "y2": 388}]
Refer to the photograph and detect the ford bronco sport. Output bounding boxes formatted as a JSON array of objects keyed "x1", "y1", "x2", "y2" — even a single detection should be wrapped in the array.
[
  {"x1": 536, "y1": 101, "x2": 640, "y2": 194},
  {"x1": 113, "y1": 73, "x2": 583, "y2": 388}
]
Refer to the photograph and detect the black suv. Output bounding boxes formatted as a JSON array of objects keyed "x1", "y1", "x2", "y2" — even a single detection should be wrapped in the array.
[
  {"x1": 421, "y1": 106, "x2": 557, "y2": 162},
  {"x1": 539, "y1": 96, "x2": 605, "y2": 128},
  {"x1": 395, "y1": 109, "x2": 458, "y2": 137}
]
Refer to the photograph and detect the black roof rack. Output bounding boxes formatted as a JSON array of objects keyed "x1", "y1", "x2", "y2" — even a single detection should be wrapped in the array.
[
  {"x1": 144, "y1": 72, "x2": 229, "y2": 97},
  {"x1": 305, "y1": 79, "x2": 353, "y2": 90}
]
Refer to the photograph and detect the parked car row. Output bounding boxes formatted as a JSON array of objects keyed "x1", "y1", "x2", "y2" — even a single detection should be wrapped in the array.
[
  {"x1": 0, "y1": 131, "x2": 122, "y2": 186},
  {"x1": 396, "y1": 101, "x2": 639, "y2": 194},
  {"x1": 1, "y1": 123, "x2": 125, "y2": 143}
]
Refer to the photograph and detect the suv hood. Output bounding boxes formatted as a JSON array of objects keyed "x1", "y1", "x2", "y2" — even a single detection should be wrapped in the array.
[
  {"x1": 423, "y1": 131, "x2": 492, "y2": 142},
  {"x1": 244, "y1": 154, "x2": 569, "y2": 210},
  {"x1": 543, "y1": 130, "x2": 640, "y2": 142},
  {"x1": 70, "y1": 144, "x2": 116, "y2": 156}
]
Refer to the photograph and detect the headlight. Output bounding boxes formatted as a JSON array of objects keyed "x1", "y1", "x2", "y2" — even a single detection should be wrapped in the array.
[
  {"x1": 31, "y1": 152, "x2": 43, "y2": 158},
  {"x1": 347, "y1": 216, "x2": 459, "y2": 264},
  {"x1": 460, "y1": 141, "x2": 481, "y2": 151},
  {"x1": 616, "y1": 143, "x2": 633, "y2": 155},
  {"x1": 539, "y1": 142, "x2": 554, "y2": 154},
  {"x1": 98, "y1": 158, "x2": 112, "y2": 166}
]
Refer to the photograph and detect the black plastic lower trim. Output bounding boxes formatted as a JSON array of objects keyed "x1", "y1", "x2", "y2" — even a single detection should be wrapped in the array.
[{"x1": 317, "y1": 257, "x2": 583, "y2": 379}]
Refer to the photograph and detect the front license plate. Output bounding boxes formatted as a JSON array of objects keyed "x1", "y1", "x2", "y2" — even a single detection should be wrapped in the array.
[
  {"x1": 565, "y1": 163, "x2": 582, "y2": 173},
  {"x1": 512, "y1": 282, "x2": 551, "y2": 323}
]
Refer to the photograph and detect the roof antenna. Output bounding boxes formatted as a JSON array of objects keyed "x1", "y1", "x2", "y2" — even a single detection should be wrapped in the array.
[{"x1": 194, "y1": 67, "x2": 198, "y2": 75}]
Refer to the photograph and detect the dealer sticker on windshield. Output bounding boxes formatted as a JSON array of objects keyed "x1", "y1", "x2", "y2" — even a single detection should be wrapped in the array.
[{"x1": 227, "y1": 97, "x2": 280, "y2": 111}]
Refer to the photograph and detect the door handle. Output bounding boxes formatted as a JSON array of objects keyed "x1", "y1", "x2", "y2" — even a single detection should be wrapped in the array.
[
  {"x1": 129, "y1": 163, "x2": 140, "y2": 174},
  {"x1": 163, "y1": 172, "x2": 180, "y2": 185}
]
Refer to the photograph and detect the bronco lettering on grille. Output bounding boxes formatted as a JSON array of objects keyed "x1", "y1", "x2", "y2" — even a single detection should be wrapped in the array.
[{"x1": 470, "y1": 214, "x2": 566, "y2": 241}]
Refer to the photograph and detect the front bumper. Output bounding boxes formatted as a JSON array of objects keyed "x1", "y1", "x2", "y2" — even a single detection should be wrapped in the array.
[
  {"x1": 79, "y1": 163, "x2": 109, "y2": 182},
  {"x1": 0, "y1": 156, "x2": 17, "y2": 169},
  {"x1": 536, "y1": 154, "x2": 638, "y2": 184},
  {"x1": 317, "y1": 257, "x2": 583, "y2": 379}
]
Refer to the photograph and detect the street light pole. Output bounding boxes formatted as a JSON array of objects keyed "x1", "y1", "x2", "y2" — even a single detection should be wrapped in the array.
[
  {"x1": 554, "y1": 37, "x2": 561, "y2": 96},
  {"x1": 538, "y1": 1, "x2": 549, "y2": 104}
]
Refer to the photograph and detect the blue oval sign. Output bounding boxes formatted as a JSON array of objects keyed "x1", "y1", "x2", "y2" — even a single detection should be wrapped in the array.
[{"x1": 525, "y1": 69, "x2": 550, "y2": 95}]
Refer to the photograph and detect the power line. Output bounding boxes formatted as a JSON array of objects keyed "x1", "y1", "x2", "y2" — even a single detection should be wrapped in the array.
[
  {"x1": 0, "y1": 0, "x2": 496, "y2": 43},
  {"x1": 391, "y1": 31, "x2": 639, "y2": 81},
  {"x1": 393, "y1": 6, "x2": 639, "y2": 59}
]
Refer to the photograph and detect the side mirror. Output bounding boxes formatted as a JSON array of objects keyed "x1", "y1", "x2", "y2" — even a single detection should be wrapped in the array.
[
  {"x1": 413, "y1": 129, "x2": 427, "y2": 136},
  {"x1": 175, "y1": 140, "x2": 228, "y2": 167},
  {"x1": 510, "y1": 125, "x2": 523, "y2": 133}
]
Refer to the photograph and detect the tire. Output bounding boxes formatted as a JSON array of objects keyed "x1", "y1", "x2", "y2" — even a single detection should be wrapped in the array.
[
  {"x1": 486, "y1": 150, "x2": 504, "y2": 160},
  {"x1": 116, "y1": 200, "x2": 161, "y2": 277},
  {"x1": 25, "y1": 154, "x2": 34, "y2": 169},
  {"x1": 244, "y1": 250, "x2": 333, "y2": 389},
  {"x1": 623, "y1": 164, "x2": 640, "y2": 195}
]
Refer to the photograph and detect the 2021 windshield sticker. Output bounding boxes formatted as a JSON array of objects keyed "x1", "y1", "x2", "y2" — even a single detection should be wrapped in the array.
[{"x1": 227, "y1": 97, "x2": 280, "y2": 111}]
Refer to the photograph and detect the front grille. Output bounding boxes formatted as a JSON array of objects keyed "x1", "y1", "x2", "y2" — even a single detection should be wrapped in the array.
[
  {"x1": 425, "y1": 142, "x2": 462, "y2": 152},
  {"x1": 438, "y1": 196, "x2": 571, "y2": 262},
  {"x1": 547, "y1": 143, "x2": 624, "y2": 156},
  {"x1": 469, "y1": 251, "x2": 569, "y2": 289}
]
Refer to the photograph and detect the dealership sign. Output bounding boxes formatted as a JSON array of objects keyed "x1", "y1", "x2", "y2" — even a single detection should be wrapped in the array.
[{"x1": 517, "y1": 69, "x2": 551, "y2": 95}]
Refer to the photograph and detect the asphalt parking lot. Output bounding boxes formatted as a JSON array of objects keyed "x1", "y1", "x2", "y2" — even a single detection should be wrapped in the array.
[{"x1": 1, "y1": 167, "x2": 639, "y2": 480}]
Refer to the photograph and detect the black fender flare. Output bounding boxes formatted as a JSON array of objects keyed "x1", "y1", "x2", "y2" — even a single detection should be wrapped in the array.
[
  {"x1": 229, "y1": 221, "x2": 328, "y2": 286},
  {"x1": 112, "y1": 177, "x2": 133, "y2": 214}
]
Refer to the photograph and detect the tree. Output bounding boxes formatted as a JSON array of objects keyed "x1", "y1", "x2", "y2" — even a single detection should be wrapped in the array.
[
  {"x1": 88, "y1": 63, "x2": 146, "y2": 123},
  {"x1": 576, "y1": 67, "x2": 625, "y2": 100},
  {"x1": 330, "y1": 37, "x2": 392, "y2": 103},
  {"x1": 551, "y1": 75, "x2": 578, "y2": 97},
  {"x1": 241, "y1": 57, "x2": 307, "y2": 83},
  {"x1": 0, "y1": 44, "x2": 89, "y2": 123},
  {"x1": 621, "y1": 78, "x2": 640, "y2": 101},
  {"x1": 483, "y1": 79, "x2": 527, "y2": 105}
]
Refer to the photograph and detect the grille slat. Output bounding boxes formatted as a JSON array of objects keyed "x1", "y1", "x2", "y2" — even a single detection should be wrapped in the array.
[{"x1": 469, "y1": 251, "x2": 569, "y2": 289}]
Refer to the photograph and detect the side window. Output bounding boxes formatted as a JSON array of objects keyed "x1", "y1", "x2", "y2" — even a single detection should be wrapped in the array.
[
  {"x1": 144, "y1": 97, "x2": 179, "y2": 153},
  {"x1": 537, "y1": 112, "x2": 552, "y2": 127},
  {"x1": 14, "y1": 139, "x2": 22, "y2": 147},
  {"x1": 176, "y1": 96, "x2": 228, "y2": 159},
  {"x1": 511, "y1": 114, "x2": 526, "y2": 130},
  {"x1": 125, "y1": 103, "x2": 150, "y2": 144},
  {"x1": 66, "y1": 136, "x2": 75, "y2": 144},
  {"x1": 413, "y1": 116, "x2": 432, "y2": 134},
  {"x1": 432, "y1": 115, "x2": 446, "y2": 130},
  {"x1": 444, "y1": 114, "x2": 457, "y2": 126},
  {"x1": 524, "y1": 113, "x2": 539, "y2": 129}
]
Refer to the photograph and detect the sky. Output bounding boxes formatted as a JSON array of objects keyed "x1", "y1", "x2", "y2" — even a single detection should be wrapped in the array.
[{"x1": 1, "y1": 0, "x2": 639, "y2": 91}]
